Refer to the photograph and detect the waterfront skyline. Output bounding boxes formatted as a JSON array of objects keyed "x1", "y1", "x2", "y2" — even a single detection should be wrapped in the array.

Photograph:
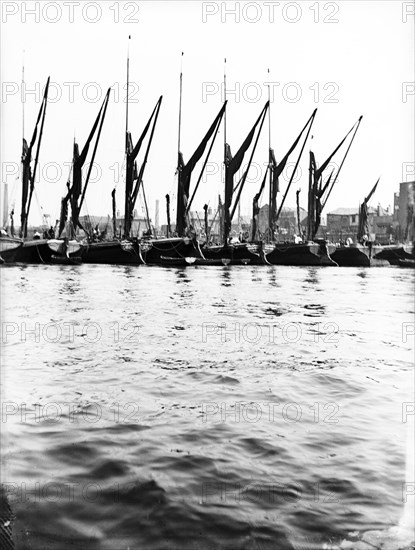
[{"x1": 1, "y1": 1, "x2": 414, "y2": 227}]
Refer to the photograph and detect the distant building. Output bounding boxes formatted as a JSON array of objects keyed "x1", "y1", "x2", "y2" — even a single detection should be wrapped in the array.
[
  {"x1": 257, "y1": 204, "x2": 307, "y2": 238},
  {"x1": 394, "y1": 181, "x2": 415, "y2": 241},
  {"x1": 326, "y1": 206, "x2": 394, "y2": 244}
]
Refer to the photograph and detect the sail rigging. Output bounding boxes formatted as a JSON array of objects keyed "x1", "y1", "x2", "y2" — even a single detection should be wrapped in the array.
[
  {"x1": 307, "y1": 115, "x2": 363, "y2": 241},
  {"x1": 124, "y1": 96, "x2": 163, "y2": 237},
  {"x1": 224, "y1": 101, "x2": 269, "y2": 244},
  {"x1": 272, "y1": 109, "x2": 317, "y2": 233},
  {"x1": 59, "y1": 88, "x2": 110, "y2": 238},
  {"x1": 20, "y1": 76, "x2": 50, "y2": 238},
  {"x1": 176, "y1": 102, "x2": 227, "y2": 237},
  {"x1": 357, "y1": 178, "x2": 379, "y2": 242}
]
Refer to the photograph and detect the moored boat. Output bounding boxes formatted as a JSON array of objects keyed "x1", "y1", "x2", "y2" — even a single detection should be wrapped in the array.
[
  {"x1": 266, "y1": 241, "x2": 337, "y2": 266},
  {"x1": 0, "y1": 235, "x2": 23, "y2": 263},
  {"x1": 142, "y1": 236, "x2": 203, "y2": 265},
  {"x1": 81, "y1": 239, "x2": 144, "y2": 265},
  {"x1": 201, "y1": 242, "x2": 264, "y2": 265},
  {"x1": 373, "y1": 244, "x2": 414, "y2": 265}
]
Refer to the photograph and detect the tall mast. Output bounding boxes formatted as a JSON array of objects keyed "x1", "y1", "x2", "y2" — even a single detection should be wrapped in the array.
[
  {"x1": 125, "y1": 35, "x2": 131, "y2": 154},
  {"x1": 267, "y1": 68, "x2": 272, "y2": 241},
  {"x1": 178, "y1": 52, "x2": 184, "y2": 154},
  {"x1": 22, "y1": 50, "x2": 25, "y2": 142},
  {"x1": 124, "y1": 35, "x2": 131, "y2": 236},
  {"x1": 223, "y1": 57, "x2": 227, "y2": 244},
  {"x1": 223, "y1": 58, "x2": 227, "y2": 149}
]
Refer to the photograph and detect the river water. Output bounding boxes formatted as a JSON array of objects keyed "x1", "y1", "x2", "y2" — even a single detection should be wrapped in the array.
[{"x1": 1, "y1": 264, "x2": 414, "y2": 549}]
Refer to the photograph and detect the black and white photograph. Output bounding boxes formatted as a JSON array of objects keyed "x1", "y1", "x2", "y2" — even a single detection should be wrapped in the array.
[{"x1": 0, "y1": 1, "x2": 414, "y2": 548}]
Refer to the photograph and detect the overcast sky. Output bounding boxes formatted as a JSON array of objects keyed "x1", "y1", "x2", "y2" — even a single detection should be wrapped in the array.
[{"x1": 1, "y1": 0, "x2": 414, "y2": 227}]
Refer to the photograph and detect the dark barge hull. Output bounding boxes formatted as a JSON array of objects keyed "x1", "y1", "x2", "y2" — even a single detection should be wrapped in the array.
[
  {"x1": 141, "y1": 237, "x2": 203, "y2": 265},
  {"x1": 11, "y1": 239, "x2": 54, "y2": 263},
  {"x1": 372, "y1": 244, "x2": 414, "y2": 265},
  {"x1": 201, "y1": 243, "x2": 264, "y2": 265},
  {"x1": 80, "y1": 240, "x2": 144, "y2": 265},
  {"x1": 332, "y1": 245, "x2": 391, "y2": 267},
  {"x1": 266, "y1": 242, "x2": 337, "y2": 266},
  {"x1": 5, "y1": 239, "x2": 84, "y2": 264},
  {"x1": 0, "y1": 239, "x2": 23, "y2": 263}
]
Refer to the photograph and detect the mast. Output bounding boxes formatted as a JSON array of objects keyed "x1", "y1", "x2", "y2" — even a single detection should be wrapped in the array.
[
  {"x1": 307, "y1": 151, "x2": 316, "y2": 241},
  {"x1": 223, "y1": 58, "x2": 227, "y2": 149},
  {"x1": 186, "y1": 102, "x2": 227, "y2": 214},
  {"x1": 66, "y1": 89, "x2": 111, "y2": 238},
  {"x1": 22, "y1": 76, "x2": 50, "y2": 238},
  {"x1": 166, "y1": 194, "x2": 171, "y2": 237},
  {"x1": 124, "y1": 35, "x2": 131, "y2": 235},
  {"x1": 124, "y1": 96, "x2": 163, "y2": 237},
  {"x1": 203, "y1": 204, "x2": 209, "y2": 242},
  {"x1": 111, "y1": 189, "x2": 117, "y2": 239},
  {"x1": 307, "y1": 115, "x2": 363, "y2": 241},
  {"x1": 296, "y1": 189, "x2": 302, "y2": 236},
  {"x1": 22, "y1": 51, "x2": 25, "y2": 148},
  {"x1": 267, "y1": 68, "x2": 273, "y2": 241},
  {"x1": 274, "y1": 109, "x2": 317, "y2": 228},
  {"x1": 357, "y1": 177, "x2": 379, "y2": 242},
  {"x1": 178, "y1": 52, "x2": 184, "y2": 155},
  {"x1": 125, "y1": 35, "x2": 131, "y2": 153},
  {"x1": 227, "y1": 101, "x2": 269, "y2": 234},
  {"x1": 78, "y1": 89, "x2": 111, "y2": 213}
]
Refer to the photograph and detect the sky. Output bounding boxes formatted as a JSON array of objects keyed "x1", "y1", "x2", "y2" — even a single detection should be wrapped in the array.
[{"x1": 1, "y1": 0, "x2": 414, "y2": 227}]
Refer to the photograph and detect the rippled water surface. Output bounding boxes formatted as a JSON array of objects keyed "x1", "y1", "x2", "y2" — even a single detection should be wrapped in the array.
[{"x1": 1, "y1": 265, "x2": 414, "y2": 549}]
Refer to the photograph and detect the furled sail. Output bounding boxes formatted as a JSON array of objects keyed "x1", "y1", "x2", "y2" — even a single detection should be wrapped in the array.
[
  {"x1": 224, "y1": 101, "x2": 269, "y2": 243},
  {"x1": 20, "y1": 77, "x2": 50, "y2": 238},
  {"x1": 67, "y1": 89, "x2": 110, "y2": 238},
  {"x1": 124, "y1": 96, "x2": 163, "y2": 238},
  {"x1": 357, "y1": 178, "x2": 379, "y2": 242},
  {"x1": 176, "y1": 102, "x2": 226, "y2": 237},
  {"x1": 307, "y1": 116, "x2": 363, "y2": 240},
  {"x1": 272, "y1": 109, "x2": 317, "y2": 235},
  {"x1": 60, "y1": 88, "x2": 110, "y2": 239}
]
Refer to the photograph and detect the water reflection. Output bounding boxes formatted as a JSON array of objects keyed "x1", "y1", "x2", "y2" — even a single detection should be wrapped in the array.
[
  {"x1": 267, "y1": 266, "x2": 280, "y2": 287},
  {"x1": 58, "y1": 266, "x2": 82, "y2": 296},
  {"x1": 221, "y1": 267, "x2": 232, "y2": 287},
  {"x1": 303, "y1": 267, "x2": 320, "y2": 287},
  {"x1": 175, "y1": 269, "x2": 191, "y2": 284}
]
